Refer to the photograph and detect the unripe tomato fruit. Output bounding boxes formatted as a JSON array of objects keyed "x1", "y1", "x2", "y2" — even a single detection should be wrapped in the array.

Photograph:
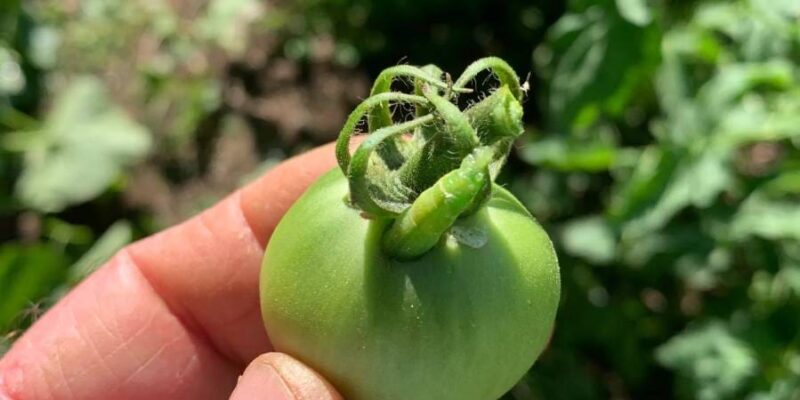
[{"x1": 260, "y1": 169, "x2": 560, "y2": 400}]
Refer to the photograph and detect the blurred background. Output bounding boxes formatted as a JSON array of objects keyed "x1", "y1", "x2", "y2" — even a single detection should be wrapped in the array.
[{"x1": 1, "y1": 0, "x2": 799, "y2": 398}]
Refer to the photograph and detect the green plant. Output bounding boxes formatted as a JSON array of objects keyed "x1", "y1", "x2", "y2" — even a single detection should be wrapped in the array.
[
  {"x1": 260, "y1": 58, "x2": 560, "y2": 400},
  {"x1": 2, "y1": 0, "x2": 799, "y2": 397},
  {"x1": 5, "y1": 77, "x2": 150, "y2": 213},
  {"x1": 521, "y1": 1, "x2": 800, "y2": 398}
]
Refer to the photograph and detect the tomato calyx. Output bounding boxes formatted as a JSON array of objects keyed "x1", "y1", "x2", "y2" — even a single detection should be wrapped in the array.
[{"x1": 335, "y1": 57, "x2": 526, "y2": 259}]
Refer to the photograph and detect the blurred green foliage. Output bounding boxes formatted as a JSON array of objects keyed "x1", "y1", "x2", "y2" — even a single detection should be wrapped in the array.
[{"x1": 1, "y1": 0, "x2": 799, "y2": 398}]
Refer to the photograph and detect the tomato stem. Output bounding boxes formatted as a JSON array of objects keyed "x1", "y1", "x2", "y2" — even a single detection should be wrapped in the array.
[
  {"x1": 348, "y1": 114, "x2": 436, "y2": 217},
  {"x1": 382, "y1": 147, "x2": 494, "y2": 260},
  {"x1": 335, "y1": 57, "x2": 525, "y2": 259}
]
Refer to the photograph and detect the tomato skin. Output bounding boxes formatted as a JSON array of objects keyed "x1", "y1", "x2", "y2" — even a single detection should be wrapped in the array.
[{"x1": 260, "y1": 168, "x2": 560, "y2": 400}]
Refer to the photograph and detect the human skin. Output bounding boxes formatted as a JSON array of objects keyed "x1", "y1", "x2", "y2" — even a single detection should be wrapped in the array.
[{"x1": 0, "y1": 142, "x2": 348, "y2": 400}]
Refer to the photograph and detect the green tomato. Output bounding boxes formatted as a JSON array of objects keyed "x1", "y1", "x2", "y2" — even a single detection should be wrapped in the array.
[{"x1": 260, "y1": 168, "x2": 560, "y2": 400}]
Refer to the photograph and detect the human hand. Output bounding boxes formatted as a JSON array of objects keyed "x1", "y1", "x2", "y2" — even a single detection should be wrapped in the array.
[{"x1": 0, "y1": 143, "x2": 346, "y2": 400}]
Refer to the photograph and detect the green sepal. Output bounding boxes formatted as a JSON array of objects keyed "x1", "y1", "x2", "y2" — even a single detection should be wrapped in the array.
[{"x1": 335, "y1": 58, "x2": 526, "y2": 258}]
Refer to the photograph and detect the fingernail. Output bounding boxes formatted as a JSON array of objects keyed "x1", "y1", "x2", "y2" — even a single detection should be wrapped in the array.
[{"x1": 262, "y1": 365, "x2": 294, "y2": 400}]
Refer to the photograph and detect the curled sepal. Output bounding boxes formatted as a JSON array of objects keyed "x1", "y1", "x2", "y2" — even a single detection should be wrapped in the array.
[
  {"x1": 336, "y1": 58, "x2": 526, "y2": 259},
  {"x1": 382, "y1": 147, "x2": 494, "y2": 260},
  {"x1": 414, "y1": 64, "x2": 444, "y2": 119},
  {"x1": 422, "y1": 87, "x2": 481, "y2": 148},
  {"x1": 397, "y1": 87, "x2": 482, "y2": 193},
  {"x1": 368, "y1": 65, "x2": 453, "y2": 132},
  {"x1": 348, "y1": 114, "x2": 435, "y2": 218},
  {"x1": 453, "y1": 57, "x2": 523, "y2": 101},
  {"x1": 364, "y1": 67, "x2": 456, "y2": 170},
  {"x1": 336, "y1": 92, "x2": 429, "y2": 173},
  {"x1": 463, "y1": 85, "x2": 524, "y2": 181},
  {"x1": 465, "y1": 85, "x2": 524, "y2": 145}
]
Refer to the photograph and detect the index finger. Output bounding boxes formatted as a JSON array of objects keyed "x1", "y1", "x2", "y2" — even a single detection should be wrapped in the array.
[{"x1": 0, "y1": 142, "x2": 346, "y2": 400}]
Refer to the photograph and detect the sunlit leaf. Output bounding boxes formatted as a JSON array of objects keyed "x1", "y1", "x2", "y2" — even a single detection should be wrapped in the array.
[
  {"x1": 760, "y1": 170, "x2": 800, "y2": 197},
  {"x1": 517, "y1": 136, "x2": 620, "y2": 172},
  {"x1": 714, "y1": 90, "x2": 800, "y2": 146},
  {"x1": 197, "y1": 0, "x2": 265, "y2": 56},
  {"x1": 696, "y1": 61, "x2": 794, "y2": 122},
  {"x1": 29, "y1": 26, "x2": 61, "y2": 70},
  {"x1": 657, "y1": 321, "x2": 757, "y2": 400},
  {"x1": 747, "y1": 377, "x2": 800, "y2": 400},
  {"x1": 615, "y1": 0, "x2": 653, "y2": 27},
  {"x1": 695, "y1": 0, "x2": 800, "y2": 61},
  {"x1": 731, "y1": 193, "x2": 800, "y2": 241},
  {"x1": 633, "y1": 152, "x2": 729, "y2": 235},
  {"x1": 15, "y1": 77, "x2": 151, "y2": 212},
  {"x1": 536, "y1": 4, "x2": 659, "y2": 130},
  {"x1": 609, "y1": 146, "x2": 677, "y2": 224},
  {"x1": 0, "y1": 46, "x2": 25, "y2": 96},
  {"x1": 560, "y1": 215, "x2": 617, "y2": 264}
]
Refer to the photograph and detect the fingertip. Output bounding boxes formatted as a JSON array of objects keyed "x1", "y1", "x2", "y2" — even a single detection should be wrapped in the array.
[{"x1": 230, "y1": 353, "x2": 342, "y2": 400}]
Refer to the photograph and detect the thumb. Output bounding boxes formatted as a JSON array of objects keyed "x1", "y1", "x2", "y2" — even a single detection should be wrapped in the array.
[{"x1": 230, "y1": 353, "x2": 343, "y2": 400}]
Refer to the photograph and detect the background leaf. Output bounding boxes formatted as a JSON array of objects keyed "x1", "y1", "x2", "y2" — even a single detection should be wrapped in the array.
[
  {"x1": 657, "y1": 322, "x2": 757, "y2": 400},
  {"x1": 0, "y1": 244, "x2": 67, "y2": 332},
  {"x1": 1, "y1": 0, "x2": 800, "y2": 398},
  {"x1": 560, "y1": 215, "x2": 617, "y2": 264},
  {"x1": 14, "y1": 77, "x2": 151, "y2": 212}
]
